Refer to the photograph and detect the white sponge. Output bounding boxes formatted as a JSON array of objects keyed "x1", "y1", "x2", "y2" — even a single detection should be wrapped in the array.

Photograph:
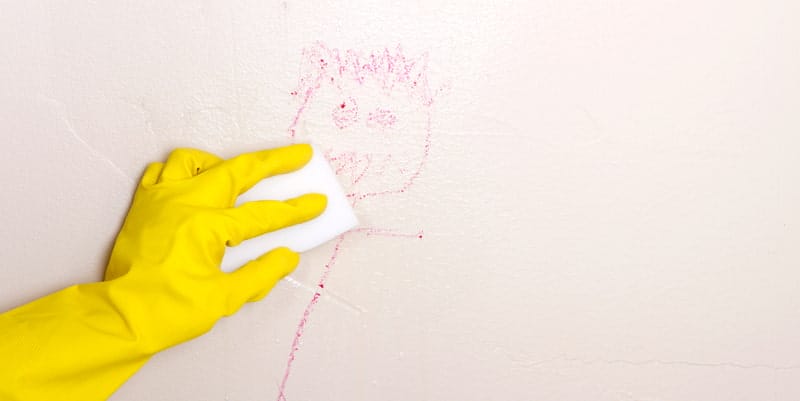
[{"x1": 220, "y1": 145, "x2": 358, "y2": 272}]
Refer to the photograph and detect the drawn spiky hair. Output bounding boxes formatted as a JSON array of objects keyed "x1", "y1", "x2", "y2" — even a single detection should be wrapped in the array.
[{"x1": 291, "y1": 41, "x2": 434, "y2": 107}]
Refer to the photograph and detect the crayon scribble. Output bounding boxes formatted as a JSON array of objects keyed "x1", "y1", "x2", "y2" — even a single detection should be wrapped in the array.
[
  {"x1": 366, "y1": 107, "x2": 398, "y2": 128},
  {"x1": 331, "y1": 97, "x2": 359, "y2": 129},
  {"x1": 276, "y1": 42, "x2": 439, "y2": 401}
]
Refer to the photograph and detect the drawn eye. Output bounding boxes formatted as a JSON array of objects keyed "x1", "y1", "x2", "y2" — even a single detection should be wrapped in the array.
[
  {"x1": 332, "y1": 97, "x2": 358, "y2": 129},
  {"x1": 367, "y1": 108, "x2": 397, "y2": 128}
]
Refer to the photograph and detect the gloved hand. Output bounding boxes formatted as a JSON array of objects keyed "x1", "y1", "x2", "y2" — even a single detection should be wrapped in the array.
[{"x1": 0, "y1": 144, "x2": 327, "y2": 401}]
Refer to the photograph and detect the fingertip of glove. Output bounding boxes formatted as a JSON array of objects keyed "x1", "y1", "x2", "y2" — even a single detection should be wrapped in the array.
[
  {"x1": 226, "y1": 247, "x2": 300, "y2": 306},
  {"x1": 291, "y1": 143, "x2": 314, "y2": 160},
  {"x1": 287, "y1": 193, "x2": 328, "y2": 217},
  {"x1": 265, "y1": 143, "x2": 313, "y2": 165},
  {"x1": 262, "y1": 246, "x2": 300, "y2": 275}
]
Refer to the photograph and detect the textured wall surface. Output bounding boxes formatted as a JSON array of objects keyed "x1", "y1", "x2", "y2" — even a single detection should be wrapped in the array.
[{"x1": 2, "y1": 1, "x2": 799, "y2": 400}]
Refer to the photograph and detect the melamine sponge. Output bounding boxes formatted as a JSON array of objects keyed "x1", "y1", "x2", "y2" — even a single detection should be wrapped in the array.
[{"x1": 220, "y1": 145, "x2": 358, "y2": 272}]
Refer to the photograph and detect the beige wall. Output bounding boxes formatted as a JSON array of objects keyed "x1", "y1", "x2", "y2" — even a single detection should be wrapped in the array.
[{"x1": 1, "y1": 1, "x2": 799, "y2": 400}]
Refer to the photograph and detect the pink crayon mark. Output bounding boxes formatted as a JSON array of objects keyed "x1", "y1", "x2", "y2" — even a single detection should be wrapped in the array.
[
  {"x1": 276, "y1": 235, "x2": 345, "y2": 401},
  {"x1": 331, "y1": 97, "x2": 358, "y2": 129},
  {"x1": 350, "y1": 154, "x2": 372, "y2": 186},
  {"x1": 288, "y1": 80, "x2": 322, "y2": 140},
  {"x1": 277, "y1": 42, "x2": 439, "y2": 400},
  {"x1": 354, "y1": 227, "x2": 424, "y2": 239},
  {"x1": 287, "y1": 41, "x2": 435, "y2": 139},
  {"x1": 366, "y1": 108, "x2": 397, "y2": 128},
  {"x1": 348, "y1": 112, "x2": 432, "y2": 203},
  {"x1": 326, "y1": 150, "x2": 376, "y2": 189}
]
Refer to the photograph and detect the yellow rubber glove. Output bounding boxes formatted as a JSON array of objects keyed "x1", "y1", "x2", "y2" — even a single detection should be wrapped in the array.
[{"x1": 0, "y1": 144, "x2": 327, "y2": 401}]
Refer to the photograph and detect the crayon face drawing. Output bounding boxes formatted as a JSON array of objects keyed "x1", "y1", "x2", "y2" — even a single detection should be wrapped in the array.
[
  {"x1": 276, "y1": 42, "x2": 438, "y2": 400},
  {"x1": 288, "y1": 41, "x2": 435, "y2": 204}
]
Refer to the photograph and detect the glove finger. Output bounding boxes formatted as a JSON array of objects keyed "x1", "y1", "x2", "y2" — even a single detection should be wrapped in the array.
[
  {"x1": 224, "y1": 247, "x2": 299, "y2": 314},
  {"x1": 201, "y1": 144, "x2": 313, "y2": 196},
  {"x1": 158, "y1": 148, "x2": 224, "y2": 183},
  {"x1": 220, "y1": 193, "x2": 327, "y2": 246},
  {"x1": 140, "y1": 162, "x2": 164, "y2": 187}
]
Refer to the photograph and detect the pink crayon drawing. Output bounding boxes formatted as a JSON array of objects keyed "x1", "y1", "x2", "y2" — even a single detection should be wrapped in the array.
[
  {"x1": 287, "y1": 41, "x2": 436, "y2": 204},
  {"x1": 366, "y1": 107, "x2": 398, "y2": 129},
  {"x1": 331, "y1": 97, "x2": 359, "y2": 130},
  {"x1": 276, "y1": 42, "x2": 439, "y2": 401}
]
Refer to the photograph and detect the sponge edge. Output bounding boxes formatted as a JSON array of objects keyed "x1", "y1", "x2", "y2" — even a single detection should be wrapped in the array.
[{"x1": 220, "y1": 144, "x2": 358, "y2": 273}]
